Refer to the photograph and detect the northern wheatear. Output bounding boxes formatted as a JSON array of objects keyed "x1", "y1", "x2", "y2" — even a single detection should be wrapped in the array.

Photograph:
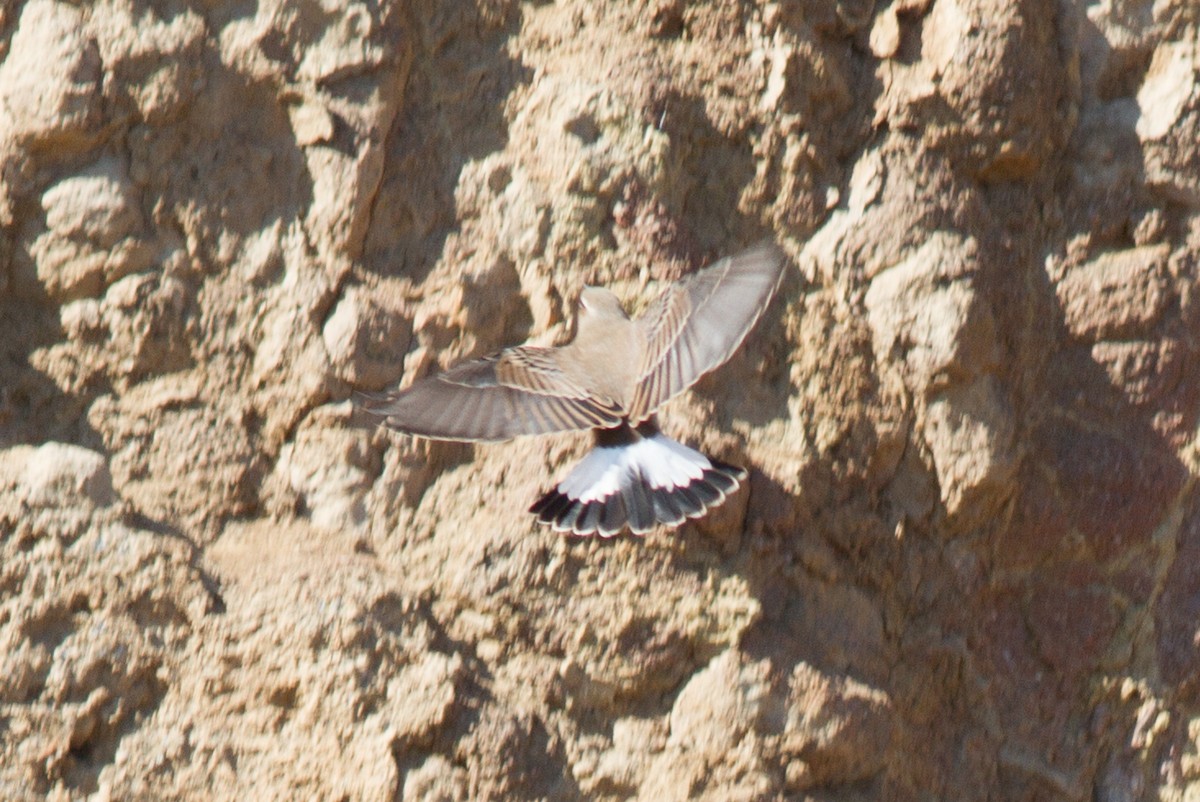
[{"x1": 361, "y1": 240, "x2": 787, "y2": 536}]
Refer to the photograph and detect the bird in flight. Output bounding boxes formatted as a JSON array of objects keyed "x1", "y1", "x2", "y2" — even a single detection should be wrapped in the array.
[{"x1": 360, "y1": 240, "x2": 787, "y2": 537}]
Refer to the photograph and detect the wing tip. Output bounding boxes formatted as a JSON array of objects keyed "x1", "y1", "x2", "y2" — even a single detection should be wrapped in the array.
[
  {"x1": 630, "y1": 238, "x2": 788, "y2": 419},
  {"x1": 353, "y1": 389, "x2": 392, "y2": 416}
]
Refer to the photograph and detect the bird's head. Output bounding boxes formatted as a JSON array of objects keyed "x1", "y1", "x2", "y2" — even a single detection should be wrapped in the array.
[{"x1": 578, "y1": 286, "x2": 628, "y2": 321}]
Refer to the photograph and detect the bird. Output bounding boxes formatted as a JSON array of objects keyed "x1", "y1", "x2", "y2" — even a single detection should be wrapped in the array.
[{"x1": 359, "y1": 240, "x2": 787, "y2": 537}]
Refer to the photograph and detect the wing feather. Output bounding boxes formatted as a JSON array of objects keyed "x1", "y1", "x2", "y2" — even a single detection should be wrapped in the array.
[
  {"x1": 629, "y1": 240, "x2": 787, "y2": 420},
  {"x1": 360, "y1": 345, "x2": 623, "y2": 442}
]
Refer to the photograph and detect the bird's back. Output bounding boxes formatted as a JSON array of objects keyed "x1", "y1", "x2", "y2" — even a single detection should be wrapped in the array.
[{"x1": 563, "y1": 308, "x2": 640, "y2": 412}]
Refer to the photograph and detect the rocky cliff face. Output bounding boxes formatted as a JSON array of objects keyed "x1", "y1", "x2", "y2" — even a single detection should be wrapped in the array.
[{"x1": 1, "y1": 0, "x2": 1199, "y2": 799}]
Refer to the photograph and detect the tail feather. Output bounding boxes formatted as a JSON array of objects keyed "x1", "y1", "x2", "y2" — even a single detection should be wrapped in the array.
[
  {"x1": 578, "y1": 502, "x2": 603, "y2": 533},
  {"x1": 704, "y1": 464, "x2": 742, "y2": 495},
  {"x1": 671, "y1": 485, "x2": 705, "y2": 519},
  {"x1": 600, "y1": 494, "x2": 626, "y2": 536},
  {"x1": 689, "y1": 479, "x2": 721, "y2": 506},
  {"x1": 530, "y1": 423, "x2": 747, "y2": 537},
  {"x1": 625, "y1": 476, "x2": 655, "y2": 533},
  {"x1": 650, "y1": 491, "x2": 685, "y2": 527}
]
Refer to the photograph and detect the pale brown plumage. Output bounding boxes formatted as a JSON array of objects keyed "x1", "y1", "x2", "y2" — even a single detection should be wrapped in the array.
[
  {"x1": 361, "y1": 240, "x2": 786, "y2": 440},
  {"x1": 360, "y1": 240, "x2": 787, "y2": 536}
]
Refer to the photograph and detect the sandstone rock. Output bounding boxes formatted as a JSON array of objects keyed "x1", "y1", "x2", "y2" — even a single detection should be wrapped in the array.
[
  {"x1": 780, "y1": 662, "x2": 892, "y2": 789},
  {"x1": 668, "y1": 650, "x2": 771, "y2": 754},
  {"x1": 322, "y1": 285, "x2": 412, "y2": 388},
  {"x1": 864, "y1": 231, "x2": 998, "y2": 392},
  {"x1": 21, "y1": 442, "x2": 115, "y2": 510},
  {"x1": 924, "y1": 375, "x2": 1017, "y2": 526},
  {"x1": 402, "y1": 755, "x2": 469, "y2": 802},
  {"x1": 1058, "y1": 244, "x2": 1169, "y2": 341},
  {"x1": 1, "y1": 1, "x2": 1199, "y2": 800},
  {"x1": 1136, "y1": 39, "x2": 1197, "y2": 142},
  {"x1": 31, "y1": 157, "x2": 152, "y2": 301},
  {"x1": 0, "y1": 0, "x2": 102, "y2": 151},
  {"x1": 272, "y1": 402, "x2": 378, "y2": 532}
]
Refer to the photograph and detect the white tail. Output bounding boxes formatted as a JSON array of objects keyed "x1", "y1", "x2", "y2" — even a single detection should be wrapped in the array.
[{"x1": 530, "y1": 424, "x2": 746, "y2": 537}]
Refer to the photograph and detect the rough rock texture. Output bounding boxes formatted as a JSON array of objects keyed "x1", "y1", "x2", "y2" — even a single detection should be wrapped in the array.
[{"x1": 1, "y1": 0, "x2": 1199, "y2": 800}]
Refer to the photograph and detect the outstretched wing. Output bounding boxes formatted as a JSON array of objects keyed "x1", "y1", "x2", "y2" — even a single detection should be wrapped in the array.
[
  {"x1": 359, "y1": 346, "x2": 624, "y2": 442},
  {"x1": 628, "y1": 240, "x2": 787, "y2": 421}
]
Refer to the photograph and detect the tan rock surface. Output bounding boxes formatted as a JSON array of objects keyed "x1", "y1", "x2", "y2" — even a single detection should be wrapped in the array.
[{"x1": 2, "y1": 1, "x2": 1200, "y2": 799}]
